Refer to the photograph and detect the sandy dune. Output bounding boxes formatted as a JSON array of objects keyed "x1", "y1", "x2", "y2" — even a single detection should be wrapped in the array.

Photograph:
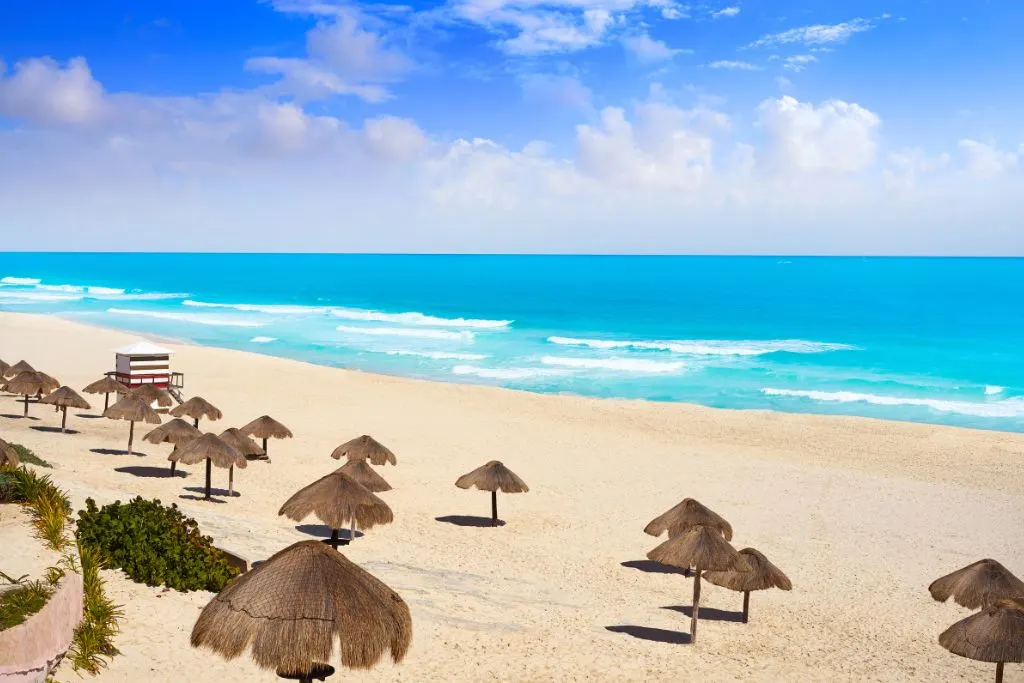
[{"x1": 1, "y1": 312, "x2": 1022, "y2": 682}]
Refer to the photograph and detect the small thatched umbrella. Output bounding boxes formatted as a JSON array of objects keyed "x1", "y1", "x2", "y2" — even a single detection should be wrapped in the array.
[
  {"x1": 930, "y1": 560, "x2": 1024, "y2": 610},
  {"x1": 4, "y1": 371, "x2": 60, "y2": 417},
  {"x1": 82, "y1": 376, "x2": 129, "y2": 411},
  {"x1": 171, "y1": 396, "x2": 223, "y2": 428},
  {"x1": 40, "y1": 386, "x2": 91, "y2": 433},
  {"x1": 702, "y1": 547, "x2": 792, "y2": 623},
  {"x1": 171, "y1": 433, "x2": 246, "y2": 500},
  {"x1": 0, "y1": 360, "x2": 11, "y2": 379},
  {"x1": 0, "y1": 438, "x2": 19, "y2": 467},
  {"x1": 103, "y1": 396, "x2": 161, "y2": 454},
  {"x1": 129, "y1": 384, "x2": 174, "y2": 408},
  {"x1": 644, "y1": 498, "x2": 733, "y2": 541},
  {"x1": 455, "y1": 460, "x2": 528, "y2": 527},
  {"x1": 219, "y1": 428, "x2": 264, "y2": 496},
  {"x1": 331, "y1": 435, "x2": 396, "y2": 466},
  {"x1": 190, "y1": 540, "x2": 411, "y2": 681},
  {"x1": 143, "y1": 418, "x2": 200, "y2": 476},
  {"x1": 279, "y1": 471, "x2": 393, "y2": 547},
  {"x1": 10, "y1": 360, "x2": 34, "y2": 376},
  {"x1": 647, "y1": 525, "x2": 750, "y2": 644},
  {"x1": 240, "y1": 415, "x2": 292, "y2": 458},
  {"x1": 338, "y1": 459, "x2": 392, "y2": 493},
  {"x1": 939, "y1": 599, "x2": 1024, "y2": 683}
]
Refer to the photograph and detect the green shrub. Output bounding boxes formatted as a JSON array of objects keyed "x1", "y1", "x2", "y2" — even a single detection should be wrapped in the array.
[
  {"x1": 68, "y1": 544, "x2": 121, "y2": 674},
  {"x1": 10, "y1": 443, "x2": 51, "y2": 468},
  {"x1": 76, "y1": 497, "x2": 239, "y2": 592},
  {"x1": 0, "y1": 467, "x2": 72, "y2": 551}
]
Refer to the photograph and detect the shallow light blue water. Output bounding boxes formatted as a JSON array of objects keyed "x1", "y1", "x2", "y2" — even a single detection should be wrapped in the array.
[{"x1": 1, "y1": 254, "x2": 1022, "y2": 432}]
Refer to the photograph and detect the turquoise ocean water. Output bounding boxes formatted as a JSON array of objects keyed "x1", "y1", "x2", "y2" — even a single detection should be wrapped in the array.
[{"x1": 0, "y1": 254, "x2": 1022, "y2": 432}]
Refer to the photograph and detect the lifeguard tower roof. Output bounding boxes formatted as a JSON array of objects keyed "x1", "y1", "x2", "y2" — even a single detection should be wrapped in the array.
[{"x1": 114, "y1": 341, "x2": 173, "y2": 356}]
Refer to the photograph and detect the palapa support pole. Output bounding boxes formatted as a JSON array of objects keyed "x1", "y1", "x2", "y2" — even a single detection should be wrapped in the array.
[
  {"x1": 104, "y1": 392, "x2": 110, "y2": 411},
  {"x1": 194, "y1": 417, "x2": 199, "y2": 428},
  {"x1": 23, "y1": 394, "x2": 29, "y2": 417},
  {"x1": 228, "y1": 465, "x2": 234, "y2": 497},
  {"x1": 330, "y1": 529, "x2": 339, "y2": 549},
  {"x1": 350, "y1": 517, "x2": 357, "y2": 543},
  {"x1": 691, "y1": 570, "x2": 702, "y2": 644},
  {"x1": 742, "y1": 590, "x2": 750, "y2": 624},
  {"x1": 262, "y1": 437, "x2": 268, "y2": 455},
  {"x1": 61, "y1": 406, "x2": 68, "y2": 433},
  {"x1": 204, "y1": 458, "x2": 212, "y2": 500},
  {"x1": 491, "y1": 490, "x2": 498, "y2": 526},
  {"x1": 996, "y1": 661, "x2": 1003, "y2": 683},
  {"x1": 170, "y1": 460, "x2": 177, "y2": 476},
  {"x1": 127, "y1": 420, "x2": 135, "y2": 454}
]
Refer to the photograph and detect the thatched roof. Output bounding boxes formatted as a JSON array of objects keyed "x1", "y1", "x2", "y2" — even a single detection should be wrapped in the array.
[
  {"x1": 647, "y1": 525, "x2": 750, "y2": 572},
  {"x1": 240, "y1": 415, "x2": 293, "y2": 441},
  {"x1": 0, "y1": 439, "x2": 19, "y2": 467},
  {"x1": 455, "y1": 461, "x2": 528, "y2": 493},
  {"x1": 279, "y1": 471, "x2": 393, "y2": 531},
  {"x1": 939, "y1": 599, "x2": 1024, "y2": 664},
  {"x1": 190, "y1": 540, "x2": 411, "y2": 673},
  {"x1": 338, "y1": 459, "x2": 392, "y2": 493},
  {"x1": 0, "y1": 359, "x2": 11, "y2": 379},
  {"x1": 331, "y1": 435, "x2": 396, "y2": 466},
  {"x1": 40, "y1": 386, "x2": 91, "y2": 410},
  {"x1": 104, "y1": 396, "x2": 162, "y2": 425},
  {"x1": 703, "y1": 547, "x2": 792, "y2": 592},
  {"x1": 82, "y1": 376, "x2": 129, "y2": 395},
  {"x1": 219, "y1": 428, "x2": 265, "y2": 457},
  {"x1": 144, "y1": 418, "x2": 201, "y2": 446},
  {"x1": 3, "y1": 371, "x2": 60, "y2": 397},
  {"x1": 128, "y1": 384, "x2": 174, "y2": 408},
  {"x1": 929, "y1": 560, "x2": 1024, "y2": 610},
  {"x1": 10, "y1": 360, "x2": 34, "y2": 375},
  {"x1": 171, "y1": 396, "x2": 223, "y2": 422},
  {"x1": 170, "y1": 433, "x2": 246, "y2": 469},
  {"x1": 644, "y1": 498, "x2": 733, "y2": 541}
]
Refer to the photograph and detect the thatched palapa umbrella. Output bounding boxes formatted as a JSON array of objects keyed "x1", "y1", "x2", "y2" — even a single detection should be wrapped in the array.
[
  {"x1": 240, "y1": 415, "x2": 292, "y2": 458},
  {"x1": 645, "y1": 498, "x2": 733, "y2": 541},
  {"x1": 455, "y1": 460, "x2": 528, "y2": 527},
  {"x1": 171, "y1": 396, "x2": 223, "y2": 428},
  {"x1": 103, "y1": 396, "x2": 161, "y2": 454},
  {"x1": 82, "y1": 376, "x2": 129, "y2": 411},
  {"x1": 3, "y1": 370, "x2": 60, "y2": 417},
  {"x1": 702, "y1": 547, "x2": 791, "y2": 623},
  {"x1": 647, "y1": 525, "x2": 750, "y2": 644},
  {"x1": 331, "y1": 435, "x2": 396, "y2": 466},
  {"x1": 171, "y1": 433, "x2": 246, "y2": 500},
  {"x1": 219, "y1": 428, "x2": 263, "y2": 496},
  {"x1": 0, "y1": 360, "x2": 11, "y2": 379},
  {"x1": 129, "y1": 384, "x2": 174, "y2": 408},
  {"x1": 930, "y1": 560, "x2": 1024, "y2": 610},
  {"x1": 9, "y1": 360, "x2": 34, "y2": 376},
  {"x1": 191, "y1": 540, "x2": 411, "y2": 681},
  {"x1": 143, "y1": 418, "x2": 200, "y2": 476},
  {"x1": 939, "y1": 599, "x2": 1024, "y2": 683},
  {"x1": 0, "y1": 438, "x2": 19, "y2": 467},
  {"x1": 279, "y1": 471, "x2": 393, "y2": 547},
  {"x1": 40, "y1": 386, "x2": 91, "y2": 433},
  {"x1": 338, "y1": 459, "x2": 391, "y2": 493}
]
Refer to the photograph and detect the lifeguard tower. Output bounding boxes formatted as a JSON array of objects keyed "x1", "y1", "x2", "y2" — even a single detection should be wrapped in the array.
[{"x1": 106, "y1": 341, "x2": 185, "y2": 401}]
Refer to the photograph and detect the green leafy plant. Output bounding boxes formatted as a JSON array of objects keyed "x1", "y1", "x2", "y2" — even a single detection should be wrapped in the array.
[
  {"x1": 0, "y1": 579, "x2": 52, "y2": 630},
  {"x1": 76, "y1": 497, "x2": 239, "y2": 592},
  {"x1": 0, "y1": 467, "x2": 73, "y2": 551},
  {"x1": 10, "y1": 443, "x2": 51, "y2": 468},
  {"x1": 68, "y1": 544, "x2": 121, "y2": 674}
]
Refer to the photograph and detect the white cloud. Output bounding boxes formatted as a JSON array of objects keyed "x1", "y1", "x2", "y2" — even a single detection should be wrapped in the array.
[
  {"x1": 708, "y1": 60, "x2": 761, "y2": 70},
  {"x1": 305, "y1": 9, "x2": 410, "y2": 80},
  {"x1": 362, "y1": 115, "x2": 427, "y2": 162},
  {"x1": 783, "y1": 54, "x2": 818, "y2": 72},
  {"x1": 712, "y1": 6, "x2": 741, "y2": 19},
  {"x1": 519, "y1": 73, "x2": 593, "y2": 109},
  {"x1": 747, "y1": 18, "x2": 873, "y2": 49},
  {"x1": 757, "y1": 96, "x2": 880, "y2": 173},
  {"x1": 958, "y1": 139, "x2": 1018, "y2": 179},
  {"x1": 882, "y1": 148, "x2": 950, "y2": 190},
  {"x1": 245, "y1": 57, "x2": 390, "y2": 103},
  {"x1": 622, "y1": 34, "x2": 685, "y2": 63},
  {"x1": 0, "y1": 57, "x2": 108, "y2": 126}
]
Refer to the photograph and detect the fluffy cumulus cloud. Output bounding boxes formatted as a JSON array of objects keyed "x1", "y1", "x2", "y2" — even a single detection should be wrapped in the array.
[
  {"x1": 0, "y1": 57, "x2": 108, "y2": 125},
  {"x1": 712, "y1": 6, "x2": 741, "y2": 19},
  {"x1": 621, "y1": 34, "x2": 685, "y2": 62},
  {"x1": 958, "y1": 139, "x2": 1018, "y2": 179},
  {"x1": 756, "y1": 96, "x2": 880, "y2": 173}
]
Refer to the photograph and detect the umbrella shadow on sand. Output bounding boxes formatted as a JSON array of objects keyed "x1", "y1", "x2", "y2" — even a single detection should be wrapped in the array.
[
  {"x1": 295, "y1": 523, "x2": 363, "y2": 541},
  {"x1": 77, "y1": 414, "x2": 105, "y2": 420},
  {"x1": 90, "y1": 447, "x2": 145, "y2": 457},
  {"x1": 661, "y1": 605, "x2": 744, "y2": 623},
  {"x1": 435, "y1": 515, "x2": 506, "y2": 528},
  {"x1": 179, "y1": 493, "x2": 228, "y2": 504},
  {"x1": 185, "y1": 485, "x2": 238, "y2": 498},
  {"x1": 605, "y1": 625, "x2": 691, "y2": 645},
  {"x1": 1, "y1": 414, "x2": 38, "y2": 421},
  {"x1": 30, "y1": 426, "x2": 80, "y2": 435},
  {"x1": 115, "y1": 466, "x2": 187, "y2": 479},
  {"x1": 621, "y1": 560, "x2": 691, "y2": 576}
]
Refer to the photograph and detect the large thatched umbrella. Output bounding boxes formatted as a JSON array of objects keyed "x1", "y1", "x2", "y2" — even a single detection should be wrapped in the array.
[
  {"x1": 171, "y1": 433, "x2": 246, "y2": 500},
  {"x1": 143, "y1": 418, "x2": 200, "y2": 476},
  {"x1": 702, "y1": 547, "x2": 792, "y2": 623},
  {"x1": 40, "y1": 386, "x2": 91, "y2": 433},
  {"x1": 279, "y1": 471, "x2": 393, "y2": 547},
  {"x1": 129, "y1": 384, "x2": 174, "y2": 408},
  {"x1": 240, "y1": 415, "x2": 292, "y2": 458},
  {"x1": 644, "y1": 498, "x2": 733, "y2": 541},
  {"x1": 647, "y1": 525, "x2": 750, "y2": 644},
  {"x1": 331, "y1": 435, "x2": 396, "y2": 466},
  {"x1": 930, "y1": 560, "x2": 1024, "y2": 610},
  {"x1": 219, "y1": 428, "x2": 264, "y2": 496},
  {"x1": 0, "y1": 360, "x2": 11, "y2": 379},
  {"x1": 171, "y1": 396, "x2": 223, "y2": 428},
  {"x1": 939, "y1": 599, "x2": 1024, "y2": 683},
  {"x1": 191, "y1": 540, "x2": 411, "y2": 681},
  {"x1": 9, "y1": 360, "x2": 34, "y2": 376},
  {"x1": 103, "y1": 396, "x2": 161, "y2": 454},
  {"x1": 455, "y1": 460, "x2": 528, "y2": 527},
  {"x1": 0, "y1": 438, "x2": 19, "y2": 467},
  {"x1": 338, "y1": 459, "x2": 391, "y2": 493},
  {"x1": 82, "y1": 376, "x2": 129, "y2": 411},
  {"x1": 3, "y1": 371, "x2": 60, "y2": 417}
]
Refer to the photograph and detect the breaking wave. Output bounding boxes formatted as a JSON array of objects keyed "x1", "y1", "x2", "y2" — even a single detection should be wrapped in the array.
[
  {"x1": 761, "y1": 388, "x2": 1024, "y2": 418},
  {"x1": 547, "y1": 336, "x2": 855, "y2": 356},
  {"x1": 452, "y1": 365, "x2": 571, "y2": 380},
  {"x1": 335, "y1": 325, "x2": 473, "y2": 341},
  {"x1": 106, "y1": 308, "x2": 265, "y2": 328},
  {"x1": 540, "y1": 356, "x2": 685, "y2": 373}
]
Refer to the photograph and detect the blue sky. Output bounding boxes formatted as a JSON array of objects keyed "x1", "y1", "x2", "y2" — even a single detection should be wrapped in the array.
[{"x1": 0, "y1": 0, "x2": 1022, "y2": 253}]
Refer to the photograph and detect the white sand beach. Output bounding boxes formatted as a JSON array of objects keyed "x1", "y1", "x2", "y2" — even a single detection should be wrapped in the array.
[{"x1": 1, "y1": 311, "x2": 1023, "y2": 682}]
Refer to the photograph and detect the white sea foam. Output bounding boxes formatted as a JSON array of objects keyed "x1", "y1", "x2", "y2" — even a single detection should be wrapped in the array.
[
  {"x1": 547, "y1": 336, "x2": 854, "y2": 356},
  {"x1": 0, "y1": 277, "x2": 41, "y2": 285},
  {"x1": 184, "y1": 300, "x2": 328, "y2": 315},
  {"x1": 250, "y1": 336, "x2": 277, "y2": 343},
  {"x1": 452, "y1": 365, "x2": 570, "y2": 380},
  {"x1": 385, "y1": 350, "x2": 487, "y2": 361},
  {"x1": 0, "y1": 291, "x2": 84, "y2": 302},
  {"x1": 985, "y1": 385, "x2": 1005, "y2": 395},
  {"x1": 106, "y1": 308, "x2": 265, "y2": 328},
  {"x1": 37, "y1": 284, "x2": 127, "y2": 295},
  {"x1": 761, "y1": 388, "x2": 1024, "y2": 419},
  {"x1": 540, "y1": 356, "x2": 685, "y2": 373},
  {"x1": 336, "y1": 325, "x2": 473, "y2": 341}
]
